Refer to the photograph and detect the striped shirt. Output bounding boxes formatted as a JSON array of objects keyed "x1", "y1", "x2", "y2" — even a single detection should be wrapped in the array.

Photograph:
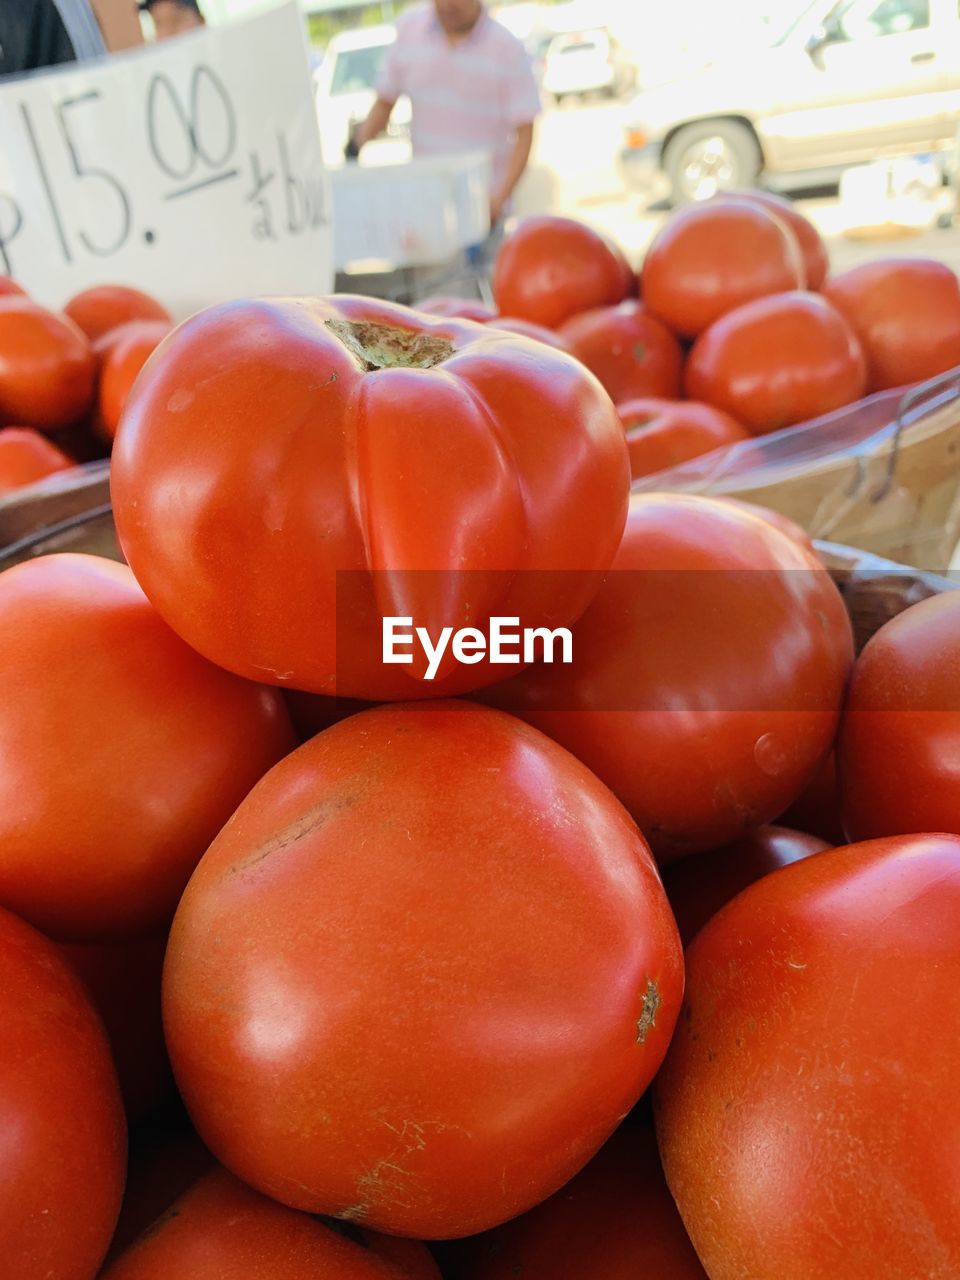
[{"x1": 376, "y1": 4, "x2": 541, "y2": 191}]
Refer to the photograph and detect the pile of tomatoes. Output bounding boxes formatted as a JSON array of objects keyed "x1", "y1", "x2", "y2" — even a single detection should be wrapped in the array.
[
  {"x1": 3, "y1": 206, "x2": 960, "y2": 1280},
  {"x1": 0, "y1": 278, "x2": 171, "y2": 497},
  {"x1": 426, "y1": 198, "x2": 960, "y2": 484}
]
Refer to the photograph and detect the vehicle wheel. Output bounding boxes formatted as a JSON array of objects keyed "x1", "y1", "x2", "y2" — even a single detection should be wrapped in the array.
[{"x1": 663, "y1": 120, "x2": 762, "y2": 204}]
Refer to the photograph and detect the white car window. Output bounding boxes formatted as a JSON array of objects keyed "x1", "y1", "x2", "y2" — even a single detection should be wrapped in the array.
[
  {"x1": 329, "y1": 44, "x2": 389, "y2": 96},
  {"x1": 834, "y1": 0, "x2": 930, "y2": 41}
]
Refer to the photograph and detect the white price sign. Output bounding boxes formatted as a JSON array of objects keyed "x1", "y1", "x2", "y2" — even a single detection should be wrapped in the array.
[{"x1": 0, "y1": 2, "x2": 332, "y2": 317}]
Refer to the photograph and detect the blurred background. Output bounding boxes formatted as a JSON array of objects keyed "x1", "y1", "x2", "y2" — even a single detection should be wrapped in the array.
[{"x1": 143, "y1": 0, "x2": 960, "y2": 274}]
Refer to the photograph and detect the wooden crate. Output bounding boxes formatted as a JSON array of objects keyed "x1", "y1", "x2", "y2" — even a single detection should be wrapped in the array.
[{"x1": 633, "y1": 369, "x2": 960, "y2": 572}]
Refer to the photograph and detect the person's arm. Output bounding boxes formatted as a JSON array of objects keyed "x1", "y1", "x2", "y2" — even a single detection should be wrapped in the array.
[
  {"x1": 490, "y1": 121, "x2": 534, "y2": 225},
  {"x1": 348, "y1": 29, "x2": 403, "y2": 158},
  {"x1": 350, "y1": 96, "x2": 396, "y2": 154}
]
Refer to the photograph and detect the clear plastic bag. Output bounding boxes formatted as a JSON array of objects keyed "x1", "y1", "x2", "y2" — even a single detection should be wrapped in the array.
[{"x1": 632, "y1": 368, "x2": 960, "y2": 572}]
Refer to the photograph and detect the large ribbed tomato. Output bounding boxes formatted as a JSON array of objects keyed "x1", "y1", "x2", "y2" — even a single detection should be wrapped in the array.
[
  {"x1": 163, "y1": 702, "x2": 682, "y2": 1239},
  {"x1": 656, "y1": 834, "x2": 960, "y2": 1279},
  {"x1": 485, "y1": 494, "x2": 853, "y2": 860},
  {"x1": 0, "y1": 554, "x2": 295, "y2": 940},
  {"x1": 111, "y1": 296, "x2": 629, "y2": 700},
  {"x1": 0, "y1": 904, "x2": 126, "y2": 1279}
]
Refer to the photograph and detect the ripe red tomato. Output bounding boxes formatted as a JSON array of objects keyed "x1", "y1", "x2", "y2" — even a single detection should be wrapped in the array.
[
  {"x1": 163, "y1": 702, "x2": 683, "y2": 1238},
  {"x1": 64, "y1": 284, "x2": 172, "y2": 343},
  {"x1": 446, "y1": 1123, "x2": 707, "y2": 1280},
  {"x1": 686, "y1": 292, "x2": 867, "y2": 433},
  {"x1": 0, "y1": 296, "x2": 95, "y2": 428},
  {"x1": 0, "y1": 426, "x2": 73, "y2": 493},
  {"x1": 485, "y1": 494, "x2": 853, "y2": 860},
  {"x1": 359, "y1": 1233, "x2": 442, "y2": 1279},
  {"x1": 486, "y1": 316, "x2": 571, "y2": 350},
  {"x1": 824, "y1": 257, "x2": 960, "y2": 392},
  {"x1": 415, "y1": 297, "x2": 498, "y2": 322},
  {"x1": 95, "y1": 319, "x2": 171, "y2": 440},
  {"x1": 0, "y1": 276, "x2": 26, "y2": 297},
  {"x1": 778, "y1": 749, "x2": 843, "y2": 843},
  {"x1": 101, "y1": 1168, "x2": 414, "y2": 1279},
  {"x1": 493, "y1": 216, "x2": 634, "y2": 329},
  {"x1": 105, "y1": 1120, "x2": 214, "y2": 1263},
  {"x1": 656, "y1": 833, "x2": 960, "y2": 1279},
  {"x1": 708, "y1": 497, "x2": 815, "y2": 553},
  {"x1": 558, "y1": 302, "x2": 683, "y2": 403},
  {"x1": 60, "y1": 934, "x2": 173, "y2": 1122},
  {"x1": 618, "y1": 398, "x2": 749, "y2": 478},
  {"x1": 718, "y1": 191, "x2": 829, "y2": 290},
  {"x1": 0, "y1": 904, "x2": 126, "y2": 1278},
  {"x1": 0, "y1": 553, "x2": 295, "y2": 940},
  {"x1": 661, "y1": 824, "x2": 830, "y2": 946},
  {"x1": 111, "y1": 295, "x2": 629, "y2": 700},
  {"x1": 838, "y1": 588, "x2": 960, "y2": 840},
  {"x1": 641, "y1": 200, "x2": 804, "y2": 339}
]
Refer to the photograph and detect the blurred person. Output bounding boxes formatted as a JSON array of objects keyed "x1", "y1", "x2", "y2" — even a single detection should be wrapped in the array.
[
  {"x1": 350, "y1": 0, "x2": 540, "y2": 241},
  {"x1": 139, "y1": 0, "x2": 205, "y2": 41},
  {"x1": 0, "y1": 0, "x2": 105, "y2": 75}
]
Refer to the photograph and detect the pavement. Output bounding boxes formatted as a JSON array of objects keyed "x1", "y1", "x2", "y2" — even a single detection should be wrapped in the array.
[{"x1": 515, "y1": 98, "x2": 960, "y2": 276}]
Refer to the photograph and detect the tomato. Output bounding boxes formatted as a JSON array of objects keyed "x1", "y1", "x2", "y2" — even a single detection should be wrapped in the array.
[
  {"x1": 618, "y1": 397, "x2": 749, "y2": 478},
  {"x1": 686, "y1": 292, "x2": 867, "y2": 434},
  {"x1": 163, "y1": 702, "x2": 683, "y2": 1238},
  {"x1": 63, "y1": 284, "x2": 172, "y2": 344},
  {"x1": 718, "y1": 191, "x2": 829, "y2": 291},
  {"x1": 446, "y1": 1123, "x2": 706, "y2": 1280},
  {"x1": 94, "y1": 319, "x2": 171, "y2": 440},
  {"x1": 0, "y1": 296, "x2": 95, "y2": 429},
  {"x1": 359, "y1": 1232, "x2": 443, "y2": 1279},
  {"x1": 105, "y1": 1117, "x2": 214, "y2": 1263},
  {"x1": 778, "y1": 749, "x2": 844, "y2": 844},
  {"x1": 824, "y1": 257, "x2": 960, "y2": 392},
  {"x1": 0, "y1": 554, "x2": 295, "y2": 940},
  {"x1": 101, "y1": 1168, "x2": 414, "y2": 1278},
  {"x1": 558, "y1": 302, "x2": 683, "y2": 403},
  {"x1": 111, "y1": 295, "x2": 629, "y2": 700},
  {"x1": 60, "y1": 934, "x2": 173, "y2": 1122},
  {"x1": 708, "y1": 497, "x2": 815, "y2": 553},
  {"x1": 484, "y1": 494, "x2": 853, "y2": 860},
  {"x1": 641, "y1": 199, "x2": 804, "y2": 339},
  {"x1": 838, "y1": 588, "x2": 960, "y2": 840},
  {"x1": 0, "y1": 903, "x2": 126, "y2": 1278},
  {"x1": 662, "y1": 824, "x2": 830, "y2": 946},
  {"x1": 0, "y1": 276, "x2": 26, "y2": 296},
  {"x1": 656, "y1": 833, "x2": 960, "y2": 1279},
  {"x1": 0, "y1": 426, "x2": 73, "y2": 494},
  {"x1": 415, "y1": 297, "x2": 498, "y2": 322},
  {"x1": 485, "y1": 316, "x2": 571, "y2": 351},
  {"x1": 493, "y1": 216, "x2": 634, "y2": 329}
]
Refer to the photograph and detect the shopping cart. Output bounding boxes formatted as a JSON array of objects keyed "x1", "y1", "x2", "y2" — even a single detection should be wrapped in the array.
[{"x1": 328, "y1": 152, "x2": 494, "y2": 305}]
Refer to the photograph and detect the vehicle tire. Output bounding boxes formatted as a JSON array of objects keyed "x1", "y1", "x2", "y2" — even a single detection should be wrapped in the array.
[{"x1": 663, "y1": 120, "x2": 762, "y2": 205}]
